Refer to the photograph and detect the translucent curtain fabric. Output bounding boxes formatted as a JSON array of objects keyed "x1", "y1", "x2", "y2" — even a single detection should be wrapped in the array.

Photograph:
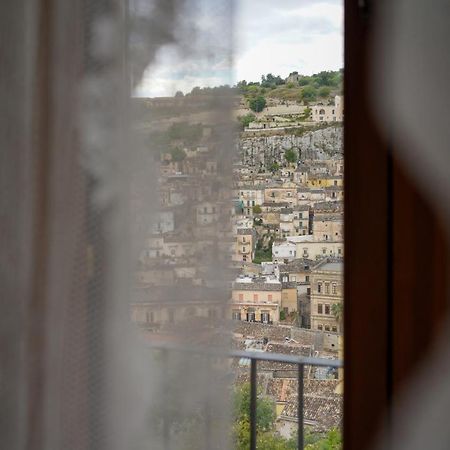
[{"x1": 0, "y1": 1, "x2": 234, "y2": 449}]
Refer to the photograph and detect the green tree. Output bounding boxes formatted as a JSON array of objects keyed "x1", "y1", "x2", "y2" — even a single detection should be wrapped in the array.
[
  {"x1": 331, "y1": 303, "x2": 343, "y2": 327},
  {"x1": 305, "y1": 428, "x2": 342, "y2": 450},
  {"x1": 299, "y1": 75, "x2": 313, "y2": 86},
  {"x1": 238, "y1": 113, "x2": 256, "y2": 130},
  {"x1": 233, "y1": 383, "x2": 275, "y2": 431},
  {"x1": 170, "y1": 147, "x2": 186, "y2": 162},
  {"x1": 261, "y1": 73, "x2": 284, "y2": 88},
  {"x1": 301, "y1": 107, "x2": 312, "y2": 120},
  {"x1": 269, "y1": 162, "x2": 280, "y2": 173},
  {"x1": 315, "y1": 71, "x2": 336, "y2": 87},
  {"x1": 285, "y1": 148, "x2": 298, "y2": 163},
  {"x1": 168, "y1": 122, "x2": 202, "y2": 144},
  {"x1": 301, "y1": 85, "x2": 317, "y2": 102},
  {"x1": 318, "y1": 86, "x2": 331, "y2": 98},
  {"x1": 252, "y1": 204, "x2": 262, "y2": 214},
  {"x1": 249, "y1": 95, "x2": 266, "y2": 112},
  {"x1": 233, "y1": 383, "x2": 298, "y2": 450},
  {"x1": 257, "y1": 433, "x2": 297, "y2": 450},
  {"x1": 190, "y1": 86, "x2": 201, "y2": 95},
  {"x1": 174, "y1": 90, "x2": 184, "y2": 97}
]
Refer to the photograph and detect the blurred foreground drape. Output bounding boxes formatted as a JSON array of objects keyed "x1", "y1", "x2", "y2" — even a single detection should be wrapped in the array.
[{"x1": 0, "y1": 1, "x2": 234, "y2": 449}]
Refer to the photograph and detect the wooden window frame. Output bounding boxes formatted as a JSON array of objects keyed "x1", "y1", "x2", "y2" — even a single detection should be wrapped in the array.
[{"x1": 344, "y1": 1, "x2": 448, "y2": 448}]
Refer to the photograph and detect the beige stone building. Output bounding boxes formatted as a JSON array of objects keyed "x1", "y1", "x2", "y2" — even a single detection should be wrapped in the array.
[
  {"x1": 293, "y1": 205, "x2": 310, "y2": 235},
  {"x1": 233, "y1": 228, "x2": 256, "y2": 264},
  {"x1": 311, "y1": 95, "x2": 343, "y2": 122},
  {"x1": 264, "y1": 183, "x2": 298, "y2": 206},
  {"x1": 131, "y1": 286, "x2": 227, "y2": 331},
  {"x1": 293, "y1": 164, "x2": 309, "y2": 185},
  {"x1": 310, "y1": 260, "x2": 343, "y2": 333},
  {"x1": 231, "y1": 277, "x2": 281, "y2": 324},
  {"x1": 261, "y1": 202, "x2": 289, "y2": 227},
  {"x1": 231, "y1": 276, "x2": 298, "y2": 324},
  {"x1": 306, "y1": 174, "x2": 343, "y2": 189},
  {"x1": 238, "y1": 186, "x2": 265, "y2": 216},
  {"x1": 288, "y1": 235, "x2": 344, "y2": 260},
  {"x1": 325, "y1": 185, "x2": 344, "y2": 201},
  {"x1": 280, "y1": 282, "x2": 298, "y2": 316},
  {"x1": 313, "y1": 215, "x2": 343, "y2": 241}
]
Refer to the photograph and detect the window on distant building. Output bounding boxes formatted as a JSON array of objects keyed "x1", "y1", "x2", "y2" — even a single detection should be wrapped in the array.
[
  {"x1": 305, "y1": 275, "x2": 310, "y2": 282},
  {"x1": 325, "y1": 304, "x2": 331, "y2": 315},
  {"x1": 332, "y1": 326, "x2": 338, "y2": 332},
  {"x1": 325, "y1": 325, "x2": 330, "y2": 332},
  {"x1": 325, "y1": 283, "x2": 330, "y2": 294},
  {"x1": 261, "y1": 311, "x2": 270, "y2": 323},
  {"x1": 332, "y1": 283, "x2": 337, "y2": 295},
  {"x1": 318, "y1": 282, "x2": 322, "y2": 293},
  {"x1": 318, "y1": 303, "x2": 323, "y2": 314},
  {"x1": 238, "y1": 293, "x2": 243, "y2": 301},
  {"x1": 318, "y1": 324, "x2": 323, "y2": 331}
]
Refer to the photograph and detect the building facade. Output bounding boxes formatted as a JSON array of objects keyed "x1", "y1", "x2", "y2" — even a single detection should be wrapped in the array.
[{"x1": 310, "y1": 260, "x2": 343, "y2": 333}]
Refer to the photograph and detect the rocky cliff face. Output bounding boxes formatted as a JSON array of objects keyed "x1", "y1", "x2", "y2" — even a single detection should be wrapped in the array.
[{"x1": 240, "y1": 126, "x2": 343, "y2": 169}]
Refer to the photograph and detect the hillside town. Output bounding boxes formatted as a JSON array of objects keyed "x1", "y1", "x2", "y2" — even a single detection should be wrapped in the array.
[{"x1": 131, "y1": 70, "x2": 344, "y2": 441}]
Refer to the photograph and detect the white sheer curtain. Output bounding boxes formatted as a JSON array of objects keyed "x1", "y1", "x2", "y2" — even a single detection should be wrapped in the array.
[{"x1": 0, "y1": 1, "x2": 234, "y2": 449}]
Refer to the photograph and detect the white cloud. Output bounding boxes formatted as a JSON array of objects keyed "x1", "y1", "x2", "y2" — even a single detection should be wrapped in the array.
[
  {"x1": 134, "y1": 0, "x2": 343, "y2": 97},
  {"x1": 234, "y1": 0, "x2": 343, "y2": 81}
]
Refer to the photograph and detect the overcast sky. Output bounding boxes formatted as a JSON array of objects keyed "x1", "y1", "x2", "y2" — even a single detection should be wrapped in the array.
[{"x1": 134, "y1": 0, "x2": 343, "y2": 97}]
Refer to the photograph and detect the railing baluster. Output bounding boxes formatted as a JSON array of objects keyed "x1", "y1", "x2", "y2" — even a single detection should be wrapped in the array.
[
  {"x1": 204, "y1": 355, "x2": 212, "y2": 450},
  {"x1": 161, "y1": 348, "x2": 170, "y2": 450},
  {"x1": 250, "y1": 358, "x2": 257, "y2": 450},
  {"x1": 298, "y1": 363, "x2": 304, "y2": 449},
  {"x1": 147, "y1": 342, "x2": 342, "y2": 450}
]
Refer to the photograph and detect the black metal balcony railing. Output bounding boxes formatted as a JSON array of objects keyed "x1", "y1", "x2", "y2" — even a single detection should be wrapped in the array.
[{"x1": 149, "y1": 341, "x2": 343, "y2": 450}]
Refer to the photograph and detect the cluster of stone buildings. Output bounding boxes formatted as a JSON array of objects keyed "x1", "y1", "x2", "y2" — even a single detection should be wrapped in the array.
[
  {"x1": 231, "y1": 131, "x2": 344, "y2": 333},
  {"x1": 131, "y1": 123, "x2": 234, "y2": 333},
  {"x1": 130, "y1": 111, "x2": 344, "y2": 336},
  {"x1": 130, "y1": 98, "x2": 344, "y2": 437},
  {"x1": 245, "y1": 95, "x2": 343, "y2": 131}
]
